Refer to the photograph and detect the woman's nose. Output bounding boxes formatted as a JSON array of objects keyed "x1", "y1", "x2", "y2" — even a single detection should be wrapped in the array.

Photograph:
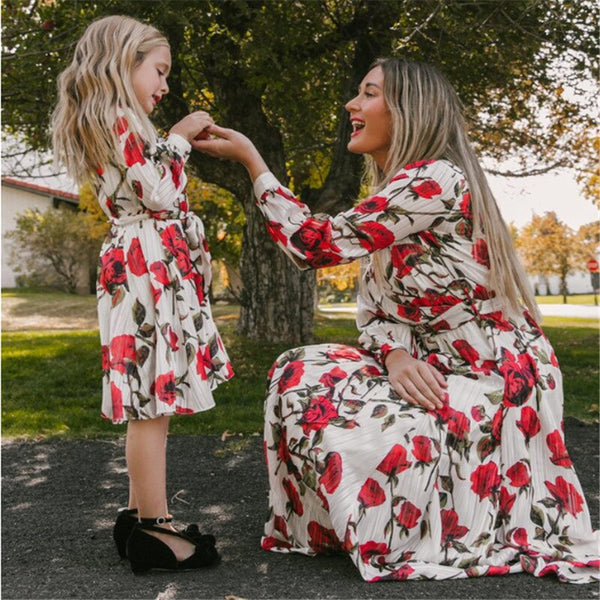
[{"x1": 345, "y1": 95, "x2": 359, "y2": 113}]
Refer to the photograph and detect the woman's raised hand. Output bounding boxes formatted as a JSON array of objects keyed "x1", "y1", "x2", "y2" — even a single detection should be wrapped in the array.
[
  {"x1": 385, "y1": 348, "x2": 447, "y2": 411},
  {"x1": 192, "y1": 124, "x2": 269, "y2": 181},
  {"x1": 169, "y1": 111, "x2": 214, "y2": 143}
]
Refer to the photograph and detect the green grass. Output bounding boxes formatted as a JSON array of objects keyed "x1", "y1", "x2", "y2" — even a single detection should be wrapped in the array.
[{"x1": 2, "y1": 292, "x2": 598, "y2": 439}]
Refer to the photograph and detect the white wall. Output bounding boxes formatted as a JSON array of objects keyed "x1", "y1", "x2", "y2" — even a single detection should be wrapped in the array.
[{"x1": 1, "y1": 184, "x2": 52, "y2": 287}]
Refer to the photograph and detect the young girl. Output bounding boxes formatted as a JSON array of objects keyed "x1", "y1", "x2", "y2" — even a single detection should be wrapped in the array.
[
  {"x1": 194, "y1": 59, "x2": 599, "y2": 583},
  {"x1": 52, "y1": 15, "x2": 232, "y2": 573}
]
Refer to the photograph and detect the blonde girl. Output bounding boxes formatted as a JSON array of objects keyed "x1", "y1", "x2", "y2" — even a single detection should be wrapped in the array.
[
  {"x1": 53, "y1": 15, "x2": 231, "y2": 573},
  {"x1": 194, "y1": 59, "x2": 598, "y2": 583}
]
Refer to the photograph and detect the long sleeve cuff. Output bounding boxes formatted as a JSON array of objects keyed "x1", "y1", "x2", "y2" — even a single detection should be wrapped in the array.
[{"x1": 253, "y1": 171, "x2": 279, "y2": 200}]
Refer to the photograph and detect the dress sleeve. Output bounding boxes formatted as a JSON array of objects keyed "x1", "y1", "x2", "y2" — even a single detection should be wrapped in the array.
[
  {"x1": 356, "y1": 274, "x2": 414, "y2": 364},
  {"x1": 115, "y1": 115, "x2": 191, "y2": 211},
  {"x1": 252, "y1": 160, "x2": 460, "y2": 270}
]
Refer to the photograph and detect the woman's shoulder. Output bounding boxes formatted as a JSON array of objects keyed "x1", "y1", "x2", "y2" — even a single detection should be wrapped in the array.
[{"x1": 399, "y1": 158, "x2": 464, "y2": 177}]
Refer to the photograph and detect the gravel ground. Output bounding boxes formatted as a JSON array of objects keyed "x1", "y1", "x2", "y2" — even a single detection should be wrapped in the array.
[{"x1": 2, "y1": 418, "x2": 598, "y2": 600}]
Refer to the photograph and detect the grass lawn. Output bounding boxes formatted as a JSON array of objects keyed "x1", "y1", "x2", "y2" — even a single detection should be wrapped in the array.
[{"x1": 2, "y1": 292, "x2": 598, "y2": 439}]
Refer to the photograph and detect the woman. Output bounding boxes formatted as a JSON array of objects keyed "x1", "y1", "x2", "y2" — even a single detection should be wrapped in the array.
[{"x1": 194, "y1": 59, "x2": 598, "y2": 583}]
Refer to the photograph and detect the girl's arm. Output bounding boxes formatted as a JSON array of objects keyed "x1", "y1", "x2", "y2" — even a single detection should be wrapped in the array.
[{"x1": 115, "y1": 111, "x2": 213, "y2": 211}]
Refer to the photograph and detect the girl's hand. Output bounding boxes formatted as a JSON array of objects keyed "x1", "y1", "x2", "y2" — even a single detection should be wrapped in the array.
[
  {"x1": 169, "y1": 111, "x2": 214, "y2": 143},
  {"x1": 385, "y1": 348, "x2": 447, "y2": 411},
  {"x1": 192, "y1": 124, "x2": 269, "y2": 180}
]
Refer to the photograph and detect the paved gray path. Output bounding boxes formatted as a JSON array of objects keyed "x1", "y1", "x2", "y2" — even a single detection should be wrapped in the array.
[{"x1": 2, "y1": 418, "x2": 598, "y2": 600}]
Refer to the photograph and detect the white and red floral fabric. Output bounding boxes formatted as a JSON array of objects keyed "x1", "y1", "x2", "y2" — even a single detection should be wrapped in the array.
[
  {"x1": 254, "y1": 160, "x2": 599, "y2": 583},
  {"x1": 95, "y1": 113, "x2": 233, "y2": 422}
]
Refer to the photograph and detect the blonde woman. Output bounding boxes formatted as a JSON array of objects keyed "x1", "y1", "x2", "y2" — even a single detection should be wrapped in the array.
[
  {"x1": 53, "y1": 15, "x2": 231, "y2": 573},
  {"x1": 194, "y1": 59, "x2": 598, "y2": 583}
]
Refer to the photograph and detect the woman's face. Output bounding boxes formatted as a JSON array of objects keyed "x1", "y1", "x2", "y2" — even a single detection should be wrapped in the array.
[
  {"x1": 345, "y1": 66, "x2": 392, "y2": 171},
  {"x1": 132, "y1": 45, "x2": 171, "y2": 115}
]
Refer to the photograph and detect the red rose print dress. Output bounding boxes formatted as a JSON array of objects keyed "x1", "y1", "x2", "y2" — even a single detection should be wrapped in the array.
[
  {"x1": 254, "y1": 160, "x2": 599, "y2": 583},
  {"x1": 95, "y1": 113, "x2": 233, "y2": 422}
]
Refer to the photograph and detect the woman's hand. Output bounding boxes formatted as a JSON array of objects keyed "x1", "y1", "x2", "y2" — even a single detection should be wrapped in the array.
[
  {"x1": 192, "y1": 124, "x2": 269, "y2": 181},
  {"x1": 169, "y1": 111, "x2": 214, "y2": 143},
  {"x1": 385, "y1": 348, "x2": 447, "y2": 411}
]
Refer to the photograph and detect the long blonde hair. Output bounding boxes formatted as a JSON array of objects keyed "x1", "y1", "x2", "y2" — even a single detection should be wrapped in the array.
[
  {"x1": 364, "y1": 58, "x2": 539, "y2": 321},
  {"x1": 52, "y1": 15, "x2": 169, "y2": 185}
]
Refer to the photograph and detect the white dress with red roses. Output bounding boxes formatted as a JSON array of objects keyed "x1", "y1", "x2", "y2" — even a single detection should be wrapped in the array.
[
  {"x1": 95, "y1": 113, "x2": 233, "y2": 423},
  {"x1": 254, "y1": 161, "x2": 599, "y2": 584}
]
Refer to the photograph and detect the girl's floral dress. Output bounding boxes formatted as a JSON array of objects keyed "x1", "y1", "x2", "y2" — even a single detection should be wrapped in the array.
[
  {"x1": 95, "y1": 113, "x2": 233, "y2": 423},
  {"x1": 253, "y1": 160, "x2": 599, "y2": 583}
]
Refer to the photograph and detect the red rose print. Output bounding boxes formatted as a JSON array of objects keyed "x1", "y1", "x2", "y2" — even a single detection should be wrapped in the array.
[
  {"x1": 299, "y1": 396, "x2": 339, "y2": 435},
  {"x1": 480, "y1": 311, "x2": 514, "y2": 331},
  {"x1": 473, "y1": 284, "x2": 492, "y2": 300},
  {"x1": 418, "y1": 230, "x2": 438, "y2": 247},
  {"x1": 192, "y1": 272, "x2": 205, "y2": 305},
  {"x1": 389, "y1": 564, "x2": 416, "y2": 580},
  {"x1": 452, "y1": 339, "x2": 480, "y2": 365},
  {"x1": 412, "y1": 435, "x2": 434, "y2": 463},
  {"x1": 195, "y1": 346, "x2": 213, "y2": 380},
  {"x1": 154, "y1": 372, "x2": 176, "y2": 405},
  {"x1": 319, "y1": 452, "x2": 343, "y2": 494},
  {"x1": 123, "y1": 133, "x2": 146, "y2": 166},
  {"x1": 275, "y1": 185, "x2": 305, "y2": 207},
  {"x1": 472, "y1": 238, "x2": 490, "y2": 268},
  {"x1": 127, "y1": 237, "x2": 148, "y2": 276},
  {"x1": 397, "y1": 303, "x2": 422, "y2": 322},
  {"x1": 460, "y1": 192, "x2": 472, "y2": 220},
  {"x1": 510, "y1": 527, "x2": 529, "y2": 549},
  {"x1": 290, "y1": 219, "x2": 336, "y2": 254},
  {"x1": 470, "y1": 462, "x2": 501, "y2": 501},
  {"x1": 356, "y1": 221, "x2": 395, "y2": 251},
  {"x1": 149, "y1": 261, "x2": 171, "y2": 286},
  {"x1": 354, "y1": 195, "x2": 389, "y2": 214},
  {"x1": 109, "y1": 335, "x2": 136, "y2": 374},
  {"x1": 391, "y1": 243, "x2": 424, "y2": 278},
  {"x1": 516, "y1": 406, "x2": 540, "y2": 443},
  {"x1": 282, "y1": 478, "x2": 304, "y2": 515},
  {"x1": 167, "y1": 326, "x2": 179, "y2": 351},
  {"x1": 550, "y1": 351, "x2": 559, "y2": 367},
  {"x1": 273, "y1": 515, "x2": 289, "y2": 539},
  {"x1": 506, "y1": 461, "x2": 530, "y2": 488},
  {"x1": 499, "y1": 350, "x2": 538, "y2": 407},
  {"x1": 487, "y1": 565, "x2": 511, "y2": 576},
  {"x1": 426, "y1": 354, "x2": 452, "y2": 375},
  {"x1": 151, "y1": 285, "x2": 162, "y2": 305},
  {"x1": 397, "y1": 500, "x2": 422, "y2": 529},
  {"x1": 170, "y1": 157, "x2": 183, "y2": 188},
  {"x1": 445, "y1": 408, "x2": 470, "y2": 440},
  {"x1": 359, "y1": 540, "x2": 390, "y2": 563},
  {"x1": 544, "y1": 477, "x2": 583, "y2": 517},
  {"x1": 99, "y1": 248, "x2": 127, "y2": 293},
  {"x1": 546, "y1": 430, "x2": 572, "y2": 467},
  {"x1": 412, "y1": 179, "x2": 442, "y2": 199},
  {"x1": 546, "y1": 373, "x2": 556, "y2": 390},
  {"x1": 101, "y1": 345, "x2": 109, "y2": 371},
  {"x1": 376, "y1": 444, "x2": 412, "y2": 477},
  {"x1": 471, "y1": 405, "x2": 485, "y2": 422},
  {"x1": 491, "y1": 408, "x2": 503, "y2": 442},
  {"x1": 358, "y1": 477, "x2": 386, "y2": 508},
  {"x1": 110, "y1": 382, "x2": 124, "y2": 421},
  {"x1": 277, "y1": 360, "x2": 305, "y2": 393},
  {"x1": 441, "y1": 509, "x2": 469, "y2": 545},
  {"x1": 266, "y1": 221, "x2": 287, "y2": 245},
  {"x1": 325, "y1": 347, "x2": 362, "y2": 361},
  {"x1": 404, "y1": 159, "x2": 434, "y2": 170},
  {"x1": 307, "y1": 521, "x2": 341, "y2": 553},
  {"x1": 161, "y1": 224, "x2": 193, "y2": 279},
  {"x1": 277, "y1": 427, "x2": 292, "y2": 466},
  {"x1": 114, "y1": 116, "x2": 128, "y2": 136},
  {"x1": 262, "y1": 536, "x2": 292, "y2": 551},
  {"x1": 499, "y1": 486, "x2": 516, "y2": 517},
  {"x1": 319, "y1": 366, "x2": 347, "y2": 388}
]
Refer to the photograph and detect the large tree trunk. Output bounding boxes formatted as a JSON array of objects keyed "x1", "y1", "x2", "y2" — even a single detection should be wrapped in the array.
[{"x1": 237, "y1": 193, "x2": 316, "y2": 343}]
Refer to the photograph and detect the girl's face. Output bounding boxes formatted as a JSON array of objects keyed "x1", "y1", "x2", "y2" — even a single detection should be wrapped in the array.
[
  {"x1": 132, "y1": 45, "x2": 171, "y2": 115},
  {"x1": 345, "y1": 66, "x2": 392, "y2": 172}
]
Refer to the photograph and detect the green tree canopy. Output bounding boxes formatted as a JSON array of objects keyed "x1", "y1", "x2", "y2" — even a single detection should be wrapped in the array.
[{"x1": 3, "y1": 0, "x2": 597, "y2": 340}]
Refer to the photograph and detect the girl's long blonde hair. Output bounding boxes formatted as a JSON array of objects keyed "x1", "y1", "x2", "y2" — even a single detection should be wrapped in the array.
[
  {"x1": 365, "y1": 58, "x2": 539, "y2": 321},
  {"x1": 52, "y1": 15, "x2": 169, "y2": 185}
]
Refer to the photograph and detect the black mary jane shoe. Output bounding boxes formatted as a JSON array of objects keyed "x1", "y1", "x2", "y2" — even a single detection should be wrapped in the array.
[
  {"x1": 113, "y1": 508, "x2": 138, "y2": 559},
  {"x1": 126, "y1": 516, "x2": 220, "y2": 574}
]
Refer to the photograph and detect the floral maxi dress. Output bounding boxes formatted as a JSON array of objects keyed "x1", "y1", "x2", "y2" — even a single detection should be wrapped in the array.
[
  {"x1": 96, "y1": 114, "x2": 233, "y2": 423},
  {"x1": 253, "y1": 161, "x2": 599, "y2": 583}
]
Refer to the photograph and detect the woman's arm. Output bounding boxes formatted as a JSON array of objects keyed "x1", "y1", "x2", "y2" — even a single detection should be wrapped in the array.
[
  {"x1": 357, "y1": 278, "x2": 446, "y2": 410},
  {"x1": 194, "y1": 125, "x2": 461, "y2": 268}
]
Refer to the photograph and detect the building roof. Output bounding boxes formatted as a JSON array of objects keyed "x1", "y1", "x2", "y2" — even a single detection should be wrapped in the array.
[{"x1": 1, "y1": 176, "x2": 79, "y2": 203}]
